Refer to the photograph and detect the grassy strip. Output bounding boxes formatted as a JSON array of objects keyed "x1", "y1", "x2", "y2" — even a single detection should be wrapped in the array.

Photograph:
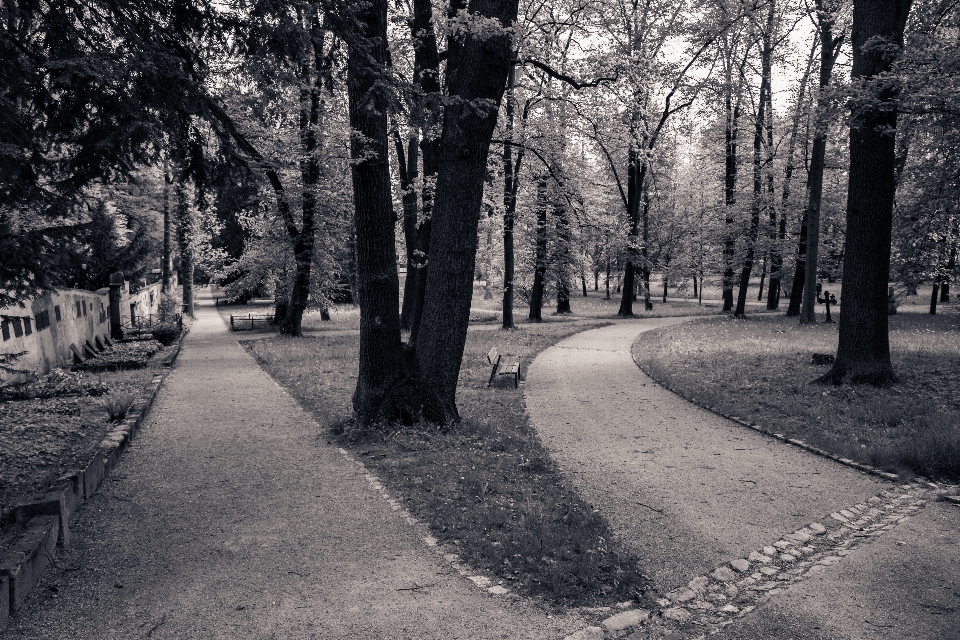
[
  {"x1": 246, "y1": 323, "x2": 652, "y2": 608},
  {"x1": 632, "y1": 311, "x2": 960, "y2": 481}
]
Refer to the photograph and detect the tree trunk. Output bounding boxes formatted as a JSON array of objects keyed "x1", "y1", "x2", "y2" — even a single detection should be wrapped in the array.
[
  {"x1": 819, "y1": 0, "x2": 911, "y2": 386},
  {"x1": 930, "y1": 281, "x2": 940, "y2": 315},
  {"x1": 784, "y1": 38, "x2": 818, "y2": 317},
  {"x1": 757, "y1": 259, "x2": 766, "y2": 301},
  {"x1": 501, "y1": 64, "x2": 521, "y2": 330},
  {"x1": 618, "y1": 147, "x2": 641, "y2": 316},
  {"x1": 161, "y1": 169, "x2": 173, "y2": 292},
  {"x1": 605, "y1": 257, "x2": 611, "y2": 299},
  {"x1": 347, "y1": 0, "x2": 405, "y2": 424},
  {"x1": 175, "y1": 181, "x2": 195, "y2": 317},
  {"x1": 640, "y1": 188, "x2": 653, "y2": 310},
  {"x1": 414, "y1": 0, "x2": 518, "y2": 421},
  {"x1": 529, "y1": 177, "x2": 548, "y2": 322},
  {"x1": 762, "y1": 3, "x2": 780, "y2": 310},
  {"x1": 723, "y1": 97, "x2": 740, "y2": 312},
  {"x1": 407, "y1": 0, "x2": 442, "y2": 345},
  {"x1": 801, "y1": 4, "x2": 843, "y2": 325},
  {"x1": 786, "y1": 211, "x2": 808, "y2": 316},
  {"x1": 734, "y1": 52, "x2": 769, "y2": 318}
]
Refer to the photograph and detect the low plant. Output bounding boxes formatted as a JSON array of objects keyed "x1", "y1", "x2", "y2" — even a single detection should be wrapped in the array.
[
  {"x1": 1, "y1": 368, "x2": 109, "y2": 401},
  {"x1": 151, "y1": 322, "x2": 181, "y2": 346},
  {"x1": 98, "y1": 391, "x2": 138, "y2": 421}
]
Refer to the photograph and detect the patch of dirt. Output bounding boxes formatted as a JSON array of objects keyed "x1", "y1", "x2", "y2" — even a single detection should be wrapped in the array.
[{"x1": 0, "y1": 357, "x2": 167, "y2": 519}]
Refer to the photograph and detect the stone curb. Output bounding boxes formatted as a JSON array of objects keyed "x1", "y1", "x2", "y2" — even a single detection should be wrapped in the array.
[
  {"x1": 630, "y1": 349, "x2": 902, "y2": 483},
  {"x1": 0, "y1": 329, "x2": 187, "y2": 629},
  {"x1": 564, "y1": 481, "x2": 957, "y2": 639}
]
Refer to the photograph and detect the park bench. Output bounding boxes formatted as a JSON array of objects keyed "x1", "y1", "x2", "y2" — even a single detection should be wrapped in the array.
[
  {"x1": 229, "y1": 314, "x2": 274, "y2": 331},
  {"x1": 487, "y1": 347, "x2": 521, "y2": 388}
]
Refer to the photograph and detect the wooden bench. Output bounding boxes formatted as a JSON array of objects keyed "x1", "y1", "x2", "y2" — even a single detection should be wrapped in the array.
[{"x1": 487, "y1": 347, "x2": 521, "y2": 388}]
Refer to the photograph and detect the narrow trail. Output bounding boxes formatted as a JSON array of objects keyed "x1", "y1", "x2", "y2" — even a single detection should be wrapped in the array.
[{"x1": 5, "y1": 291, "x2": 581, "y2": 640}]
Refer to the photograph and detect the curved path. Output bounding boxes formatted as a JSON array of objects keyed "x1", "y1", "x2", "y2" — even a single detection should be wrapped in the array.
[
  {"x1": 526, "y1": 320, "x2": 960, "y2": 639},
  {"x1": 6, "y1": 290, "x2": 581, "y2": 640},
  {"x1": 525, "y1": 320, "x2": 884, "y2": 590}
]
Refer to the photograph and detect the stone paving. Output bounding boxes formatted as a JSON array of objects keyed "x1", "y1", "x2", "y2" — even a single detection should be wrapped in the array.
[{"x1": 562, "y1": 481, "x2": 954, "y2": 639}]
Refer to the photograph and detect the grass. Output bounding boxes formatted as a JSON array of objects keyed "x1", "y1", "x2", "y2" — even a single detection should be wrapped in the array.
[
  {"x1": 632, "y1": 307, "x2": 960, "y2": 482},
  {"x1": 245, "y1": 322, "x2": 655, "y2": 608}
]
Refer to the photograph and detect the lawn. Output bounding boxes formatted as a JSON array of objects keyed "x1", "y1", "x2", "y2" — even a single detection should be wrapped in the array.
[
  {"x1": 245, "y1": 321, "x2": 657, "y2": 608},
  {"x1": 632, "y1": 307, "x2": 960, "y2": 481}
]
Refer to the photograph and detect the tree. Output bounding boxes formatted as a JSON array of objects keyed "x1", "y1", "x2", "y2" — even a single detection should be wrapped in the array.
[
  {"x1": 819, "y1": 0, "x2": 912, "y2": 385},
  {"x1": 799, "y1": 0, "x2": 845, "y2": 325}
]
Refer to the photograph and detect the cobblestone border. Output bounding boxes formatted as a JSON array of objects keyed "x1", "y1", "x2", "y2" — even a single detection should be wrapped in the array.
[
  {"x1": 0, "y1": 329, "x2": 187, "y2": 629},
  {"x1": 564, "y1": 481, "x2": 958, "y2": 639}
]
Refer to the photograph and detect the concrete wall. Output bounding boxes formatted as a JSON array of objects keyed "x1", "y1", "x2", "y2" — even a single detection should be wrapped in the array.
[{"x1": 1, "y1": 290, "x2": 111, "y2": 380}]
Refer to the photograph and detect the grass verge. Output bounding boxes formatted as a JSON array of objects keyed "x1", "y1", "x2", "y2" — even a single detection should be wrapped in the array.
[
  {"x1": 245, "y1": 322, "x2": 653, "y2": 608},
  {"x1": 632, "y1": 311, "x2": 960, "y2": 481}
]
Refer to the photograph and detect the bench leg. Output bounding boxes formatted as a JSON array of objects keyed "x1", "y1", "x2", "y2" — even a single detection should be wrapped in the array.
[{"x1": 487, "y1": 363, "x2": 499, "y2": 388}]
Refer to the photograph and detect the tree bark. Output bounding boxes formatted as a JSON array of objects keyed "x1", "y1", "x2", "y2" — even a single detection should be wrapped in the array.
[
  {"x1": 407, "y1": 0, "x2": 442, "y2": 345},
  {"x1": 723, "y1": 97, "x2": 740, "y2": 312},
  {"x1": 161, "y1": 167, "x2": 173, "y2": 292},
  {"x1": 734, "y1": 52, "x2": 769, "y2": 318},
  {"x1": 414, "y1": 0, "x2": 518, "y2": 422},
  {"x1": 529, "y1": 177, "x2": 548, "y2": 322},
  {"x1": 819, "y1": 0, "x2": 912, "y2": 385},
  {"x1": 502, "y1": 63, "x2": 522, "y2": 329},
  {"x1": 347, "y1": 0, "x2": 405, "y2": 423},
  {"x1": 801, "y1": 3, "x2": 843, "y2": 324},
  {"x1": 618, "y1": 146, "x2": 641, "y2": 316},
  {"x1": 174, "y1": 181, "x2": 195, "y2": 317}
]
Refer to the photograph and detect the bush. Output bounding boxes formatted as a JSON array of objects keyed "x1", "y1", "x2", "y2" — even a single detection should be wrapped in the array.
[
  {"x1": 152, "y1": 323, "x2": 181, "y2": 346},
  {"x1": 98, "y1": 391, "x2": 138, "y2": 421}
]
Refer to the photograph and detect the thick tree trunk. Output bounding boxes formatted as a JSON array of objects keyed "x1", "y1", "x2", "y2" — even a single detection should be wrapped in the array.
[
  {"x1": 819, "y1": 0, "x2": 911, "y2": 386},
  {"x1": 347, "y1": 0, "x2": 405, "y2": 424},
  {"x1": 930, "y1": 281, "x2": 940, "y2": 315},
  {"x1": 414, "y1": 0, "x2": 518, "y2": 422},
  {"x1": 801, "y1": 5, "x2": 843, "y2": 325}
]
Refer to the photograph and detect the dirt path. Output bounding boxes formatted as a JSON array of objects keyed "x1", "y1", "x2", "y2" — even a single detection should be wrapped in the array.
[
  {"x1": 525, "y1": 320, "x2": 960, "y2": 638},
  {"x1": 4, "y1": 291, "x2": 582, "y2": 640}
]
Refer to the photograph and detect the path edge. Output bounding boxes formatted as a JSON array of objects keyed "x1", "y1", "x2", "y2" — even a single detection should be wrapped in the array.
[
  {"x1": 628, "y1": 326, "x2": 903, "y2": 484},
  {"x1": 0, "y1": 327, "x2": 189, "y2": 630}
]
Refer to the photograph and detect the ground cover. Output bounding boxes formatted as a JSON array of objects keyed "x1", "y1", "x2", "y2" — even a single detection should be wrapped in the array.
[
  {"x1": 633, "y1": 307, "x2": 960, "y2": 481},
  {"x1": 245, "y1": 322, "x2": 657, "y2": 608},
  {"x1": 0, "y1": 356, "x2": 168, "y2": 519}
]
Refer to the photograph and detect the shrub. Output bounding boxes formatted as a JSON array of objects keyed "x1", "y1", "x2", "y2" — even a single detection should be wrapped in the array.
[
  {"x1": 98, "y1": 391, "x2": 138, "y2": 421},
  {"x1": 152, "y1": 323, "x2": 181, "y2": 346}
]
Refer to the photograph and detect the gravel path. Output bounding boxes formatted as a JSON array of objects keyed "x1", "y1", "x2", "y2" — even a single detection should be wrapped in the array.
[
  {"x1": 524, "y1": 320, "x2": 884, "y2": 591},
  {"x1": 4, "y1": 291, "x2": 582, "y2": 639}
]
